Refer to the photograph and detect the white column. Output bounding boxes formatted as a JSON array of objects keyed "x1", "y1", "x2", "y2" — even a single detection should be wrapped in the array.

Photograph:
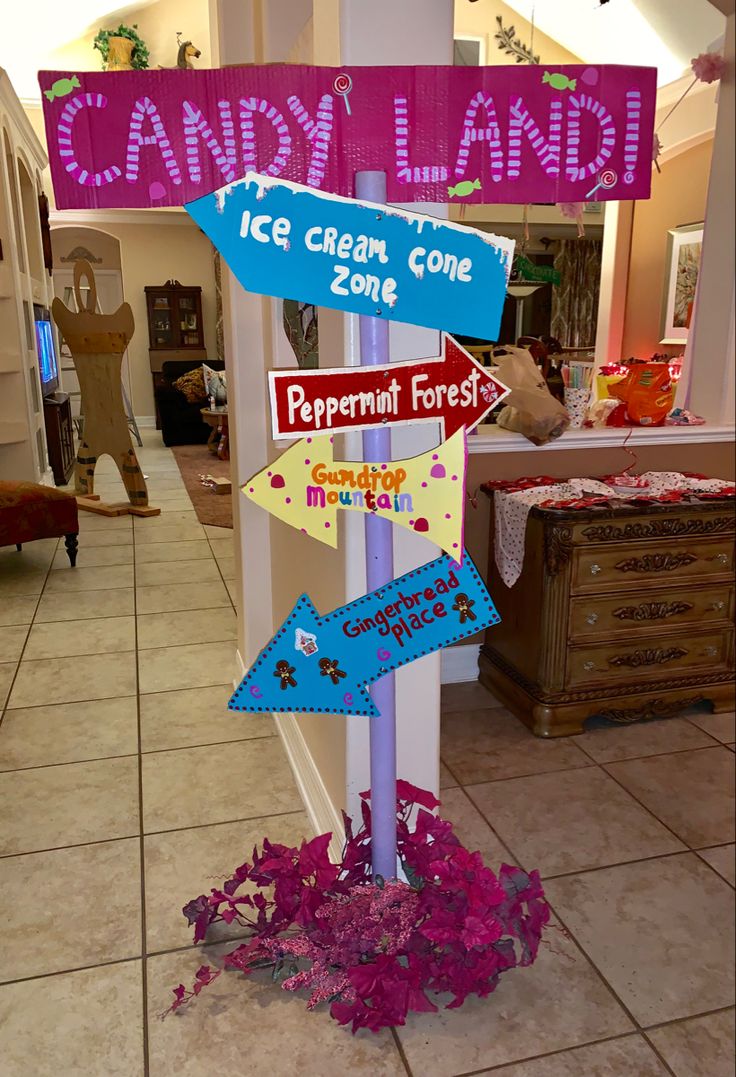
[
  {"x1": 339, "y1": 0, "x2": 454, "y2": 820},
  {"x1": 211, "y1": 0, "x2": 455, "y2": 833},
  {"x1": 209, "y1": 0, "x2": 275, "y2": 668},
  {"x1": 687, "y1": 13, "x2": 735, "y2": 422},
  {"x1": 594, "y1": 201, "x2": 634, "y2": 369}
]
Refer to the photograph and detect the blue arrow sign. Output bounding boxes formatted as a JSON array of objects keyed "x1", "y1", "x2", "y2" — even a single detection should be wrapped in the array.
[
  {"x1": 229, "y1": 550, "x2": 500, "y2": 717},
  {"x1": 186, "y1": 172, "x2": 514, "y2": 341}
]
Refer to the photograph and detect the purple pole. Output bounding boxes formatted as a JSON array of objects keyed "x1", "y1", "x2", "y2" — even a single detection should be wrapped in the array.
[{"x1": 355, "y1": 170, "x2": 396, "y2": 881}]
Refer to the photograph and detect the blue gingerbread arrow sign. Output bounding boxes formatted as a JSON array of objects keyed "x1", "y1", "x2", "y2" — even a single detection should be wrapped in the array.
[{"x1": 229, "y1": 550, "x2": 499, "y2": 717}]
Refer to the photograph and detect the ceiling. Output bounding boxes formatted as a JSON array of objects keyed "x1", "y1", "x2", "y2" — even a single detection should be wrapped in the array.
[
  {"x1": 1, "y1": 0, "x2": 158, "y2": 100},
  {"x1": 501, "y1": 0, "x2": 726, "y2": 86},
  {"x1": 1, "y1": 0, "x2": 729, "y2": 103}
]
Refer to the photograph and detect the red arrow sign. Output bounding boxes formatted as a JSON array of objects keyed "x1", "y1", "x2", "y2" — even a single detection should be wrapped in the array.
[{"x1": 269, "y1": 334, "x2": 508, "y2": 441}]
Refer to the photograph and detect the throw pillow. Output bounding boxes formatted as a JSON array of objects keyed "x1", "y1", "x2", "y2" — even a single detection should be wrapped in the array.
[
  {"x1": 173, "y1": 367, "x2": 207, "y2": 404},
  {"x1": 203, "y1": 363, "x2": 228, "y2": 405}
]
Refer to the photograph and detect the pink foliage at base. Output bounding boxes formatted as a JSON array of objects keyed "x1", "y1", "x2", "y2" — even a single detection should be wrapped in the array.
[{"x1": 165, "y1": 781, "x2": 550, "y2": 1033}]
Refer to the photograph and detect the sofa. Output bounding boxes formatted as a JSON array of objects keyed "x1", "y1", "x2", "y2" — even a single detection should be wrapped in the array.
[{"x1": 154, "y1": 359, "x2": 226, "y2": 446}]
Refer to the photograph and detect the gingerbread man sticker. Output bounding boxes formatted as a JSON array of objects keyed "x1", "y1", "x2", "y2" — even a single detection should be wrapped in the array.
[
  {"x1": 318, "y1": 657, "x2": 347, "y2": 685},
  {"x1": 274, "y1": 659, "x2": 297, "y2": 689},
  {"x1": 452, "y1": 593, "x2": 476, "y2": 624}
]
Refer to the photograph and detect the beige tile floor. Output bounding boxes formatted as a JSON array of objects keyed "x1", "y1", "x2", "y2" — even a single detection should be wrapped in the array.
[{"x1": 0, "y1": 436, "x2": 734, "y2": 1075}]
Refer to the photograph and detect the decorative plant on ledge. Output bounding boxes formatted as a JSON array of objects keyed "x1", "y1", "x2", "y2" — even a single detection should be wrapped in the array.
[
  {"x1": 93, "y1": 24, "x2": 150, "y2": 71},
  {"x1": 164, "y1": 782, "x2": 550, "y2": 1033}
]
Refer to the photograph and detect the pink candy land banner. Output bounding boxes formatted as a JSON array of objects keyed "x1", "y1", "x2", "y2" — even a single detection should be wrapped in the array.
[{"x1": 39, "y1": 64, "x2": 656, "y2": 210}]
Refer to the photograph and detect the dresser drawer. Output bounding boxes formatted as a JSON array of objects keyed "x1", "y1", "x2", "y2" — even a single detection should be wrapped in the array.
[
  {"x1": 569, "y1": 585, "x2": 733, "y2": 641},
  {"x1": 571, "y1": 539, "x2": 734, "y2": 594},
  {"x1": 566, "y1": 629, "x2": 732, "y2": 688}
]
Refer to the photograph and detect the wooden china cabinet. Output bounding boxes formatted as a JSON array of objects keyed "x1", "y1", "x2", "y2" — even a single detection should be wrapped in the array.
[{"x1": 145, "y1": 281, "x2": 207, "y2": 427}]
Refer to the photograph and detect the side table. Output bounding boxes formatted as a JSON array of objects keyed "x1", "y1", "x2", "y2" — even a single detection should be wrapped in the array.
[{"x1": 200, "y1": 407, "x2": 229, "y2": 460}]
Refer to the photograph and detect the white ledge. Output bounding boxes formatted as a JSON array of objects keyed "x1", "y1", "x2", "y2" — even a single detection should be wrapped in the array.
[{"x1": 467, "y1": 423, "x2": 736, "y2": 454}]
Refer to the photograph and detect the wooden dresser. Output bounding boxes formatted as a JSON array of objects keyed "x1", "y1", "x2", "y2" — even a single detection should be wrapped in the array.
[{"x1": 479, "y1": 496, "x2": 735, "y2": 737}]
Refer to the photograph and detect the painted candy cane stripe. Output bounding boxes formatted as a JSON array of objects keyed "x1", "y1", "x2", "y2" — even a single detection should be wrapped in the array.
[
  {"x1": 565, "y1": 94, "x2": 616, "y2": 182},
  {"x1": 393, "y1": 96, "x2": 411, "y2": 182},
  {"x1": 285, "y1": 94, "x2": 334, "y2": 189},
  {"x1": 623, "y1": 89, "x2": 641, "y2": 183},
  {"x1": 240, "y1": 97, "x2": 293, "y2": 177},
  {"x1": 182, "y1": 100, "x2": 237, "y2": 184},
  {"x1": 125, "y1": 97, "x2": 182, "y2": 185},
  {"x1": 286, "y1": 94, "x2": 338, "y2": 188},
  {"x1": 507, "y1": 97, "x2": 562, "y2": 179},
  {"x1": 393, "y1": 96, "x2": 448, "y2": 184},
  {"x1": 58, "y1": 93, "x2": 122, "y2": 187},
  {"x1": 454, "y1": 92, "x2": 503, "y2": 182}
]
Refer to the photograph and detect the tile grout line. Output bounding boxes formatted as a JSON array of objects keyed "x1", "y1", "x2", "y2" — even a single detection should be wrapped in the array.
[
  {"x1": 460, "y1": 750, "x2": 732, "y2": 893},
  {"x1": 574, "y1": 733, "x2": 724, "y2": 766},
  {"x1": 457, "y1": 749, "x2": 724, "y2": 862},
  {"x1": 0, "y1": 804, "x2": 308, "y2": 860},
  {"x1": 0, "y1": 539, "x2": 61, "y2": 730},
  {"x1": 0, "y1": 732, "x2": 277, "y2": 775},
  {"x1": 539, "y1": 847, "x2": 696, "y2": 883},
  {"x1": 448, "y1": 783, "x2": 519, "y2": 865},
  {"x1": 10, "y1": 636, "x2": 239, "y2": 668},
  {"x1": 0, "y1": 679, "x2": 237, "y2": 715},
  {"x1": 642, "y1": 1001, "x2": 736, "y2": 1033},
  {"x1": 440, "y1": 759, "x2": 595, "y2": 788},
  {"x1": 204, "y1": 521, "x2": 238, "y2": 617},
  {"x1": 599, "y1": 755, "x2": 729, "y2": 851},
  {"x1": 132, "y1": 514, "x2": 151, "y2": 1077},
  {"x1": 451, "y1": 1031, "x2": 672, "y2": 1077},
  {"x1": 539, "y1": 895, "x2": 652, "y2": 1036},
  {"x1": 460, "y1": 764, "x2": 678, "y2": 1048}
]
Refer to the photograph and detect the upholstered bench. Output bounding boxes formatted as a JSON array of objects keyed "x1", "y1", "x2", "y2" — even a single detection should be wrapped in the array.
[{"x1": 0, "y1": 481, "x2": 79, "y2": 567}]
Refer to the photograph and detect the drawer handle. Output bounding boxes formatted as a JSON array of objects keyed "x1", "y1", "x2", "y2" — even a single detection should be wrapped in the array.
[
  {"x1": 615, "y1": 553, "x2": 697, "y2": 573},
  {"x1": 583, "y1": 660, "x2": 596, "y2": 671},
  {"x1": 704, "y1": 645, "x2": 718, "y2": 657},
  {"x1": 613, "y1": 600, "x2": 693, "y2": 621},
  {"x1": 590, "y1": 564, "x2": 602, "y2": 575},
  {"x1": 608, "y1": 647, "x2": 687, "y2": 668},
  {"x1": 714, "y1": 553, "x2": 729, "y2": 566},
  {"x1": 586, "y1": 613, "x2": 599, "y2": 625},
  {"x1": 711, "y1": 601, "x2": 726, "y2": 612}
]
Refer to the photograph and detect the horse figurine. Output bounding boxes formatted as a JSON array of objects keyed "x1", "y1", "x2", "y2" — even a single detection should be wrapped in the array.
[
  {"x1": 159, "y1": 34, "x2": 201, "y2": 70},
  {"x1": 177, "y1": 35, "x2": 201, "y2": 69}
]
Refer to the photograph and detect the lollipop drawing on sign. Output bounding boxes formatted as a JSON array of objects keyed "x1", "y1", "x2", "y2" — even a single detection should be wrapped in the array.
[
  {"x1": 480, "y1": 380, "x2": 501, "y2": 405},
  {"x1": 333, "y1": 73, "x2": 353, "y2": 115},
  {"x1": 586, "y1": 168, "x2": 618, "y2": 199}
]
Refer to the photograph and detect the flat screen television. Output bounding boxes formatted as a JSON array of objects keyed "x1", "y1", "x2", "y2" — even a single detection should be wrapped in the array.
[{"x1": 33, "y1": 305, "x2": 59, "y2": 396}]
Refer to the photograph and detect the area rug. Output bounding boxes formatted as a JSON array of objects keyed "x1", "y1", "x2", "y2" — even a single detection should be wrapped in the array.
[{"x1": 171, "y1": 444, "x2": 233, "y2": 529}]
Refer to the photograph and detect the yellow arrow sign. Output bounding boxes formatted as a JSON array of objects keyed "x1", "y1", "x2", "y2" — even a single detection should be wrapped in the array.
[{"x1": 243, "y1": 428, "x2": 467, "y2": 558}]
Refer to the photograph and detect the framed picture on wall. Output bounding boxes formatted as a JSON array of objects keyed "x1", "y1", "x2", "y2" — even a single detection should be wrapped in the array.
[{"x1": 660, "y1": 222, "x2": 704, "y2": 344}]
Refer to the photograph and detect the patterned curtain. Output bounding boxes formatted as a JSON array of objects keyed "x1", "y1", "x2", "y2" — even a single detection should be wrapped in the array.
[{"x1": 550, "y1": 239, "x2": 602, "y2": 348}]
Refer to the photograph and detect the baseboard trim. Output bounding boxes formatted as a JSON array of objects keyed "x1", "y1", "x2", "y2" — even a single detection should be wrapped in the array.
[
  {"x1": 234, "y1": 650, "x2": 345, "y2": 860},
  {"x1": 441, "y1": 643, "x2": 480, "y2": 684},
  {"x1": 135, "y1": 415, "x2": 157, "y2": 428},
  {"x1": 275, "y1": 712, "x2": 345, "y2": 860}
]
